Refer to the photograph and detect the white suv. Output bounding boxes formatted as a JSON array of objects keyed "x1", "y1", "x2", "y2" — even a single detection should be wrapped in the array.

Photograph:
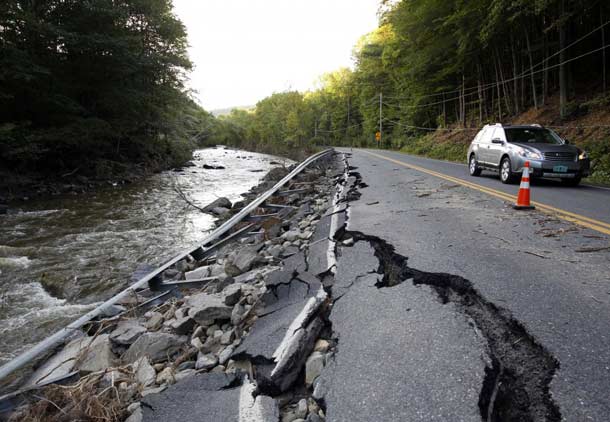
[{"x1": 466, "y1": 124, "x2": 590, "y2": 186}]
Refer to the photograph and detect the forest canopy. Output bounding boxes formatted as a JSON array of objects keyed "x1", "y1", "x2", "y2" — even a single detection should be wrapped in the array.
[
  {"x1": 213, "y1": 0, "x2": 610, "y2": 158},
  {"x1": 0, "y1": 0, "x2": 213, "y2": 177}
]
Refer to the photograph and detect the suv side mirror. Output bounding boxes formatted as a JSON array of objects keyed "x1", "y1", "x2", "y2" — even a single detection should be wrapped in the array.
[
  {"x1": 563, "y1": 139, "x2": 570, "y2": 145},
  {"x1": 491, "y1": 138, "x2": 504, "y2": 144}
]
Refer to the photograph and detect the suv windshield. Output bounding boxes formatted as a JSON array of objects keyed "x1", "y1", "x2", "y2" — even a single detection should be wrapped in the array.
[{"x1": 504, "y1": 127, "x2": 563, "y2": 144}]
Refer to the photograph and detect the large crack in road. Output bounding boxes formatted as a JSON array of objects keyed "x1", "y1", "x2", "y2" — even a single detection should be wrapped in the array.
[{"x1": 322, "y1": 159, "x2": 562, "y2": 421}]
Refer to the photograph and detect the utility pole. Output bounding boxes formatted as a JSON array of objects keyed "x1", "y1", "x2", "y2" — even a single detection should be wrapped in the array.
[
  {"x1": 379, "y1": 92, "x2": 383, "y2": 148},
  {"x1": 559, "y1": 0, "x2": 568, "y2": 118}
]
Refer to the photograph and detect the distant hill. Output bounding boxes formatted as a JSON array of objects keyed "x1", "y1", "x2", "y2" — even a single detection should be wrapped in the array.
[{"x1": 211, "y1": 105, "x2": 254, "y2": 117}]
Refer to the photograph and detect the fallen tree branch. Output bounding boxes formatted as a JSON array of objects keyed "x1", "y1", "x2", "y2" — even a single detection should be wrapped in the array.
[
  {"x1": 172, "y1": 181, "x2": 206, "y2": 213},
  {"x1": 575, "y1": 245, "x2": 610, "y2": 253},
  {"x1": 61, "y1": 167, "x2": 80, "y2": 178}
]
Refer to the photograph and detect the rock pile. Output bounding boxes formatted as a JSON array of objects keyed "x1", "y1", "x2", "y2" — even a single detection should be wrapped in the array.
[{"x1": 7, "y1": 152, "x2": 345, "y2": 422}]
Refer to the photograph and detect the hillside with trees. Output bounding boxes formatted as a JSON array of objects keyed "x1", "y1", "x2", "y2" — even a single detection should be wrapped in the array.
[
  {"x1": 211, "y1": 0, "x2": 610, "y2": 183},
  {"x1": 0, "y1": 0, "x2": 214, "y2": 193}
]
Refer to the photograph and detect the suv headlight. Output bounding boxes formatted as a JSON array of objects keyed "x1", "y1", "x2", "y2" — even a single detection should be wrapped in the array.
[
  {"x1": 578, "y1": 150, "x2": 588, "y2": 160},
  {"x1": 516, "y1": 147, "x2": 542, "y2": 160}
]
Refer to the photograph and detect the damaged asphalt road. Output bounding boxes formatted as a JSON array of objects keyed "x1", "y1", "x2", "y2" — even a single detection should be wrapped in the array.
[
  {"x1": 133, "y1": 149, "x2": 608, "y2": 422},
  {"x1": 324, "y1": 148, "x2": 610, "y2": 421}
]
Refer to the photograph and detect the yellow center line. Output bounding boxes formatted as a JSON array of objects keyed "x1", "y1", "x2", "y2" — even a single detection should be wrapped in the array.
[{"x1": 362, "y1": 150, "x2": 610, "y2": 236}]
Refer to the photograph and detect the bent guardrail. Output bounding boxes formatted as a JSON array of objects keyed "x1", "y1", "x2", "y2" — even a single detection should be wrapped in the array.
[{"x1": 0, "y1": 148, "x2": 334, "y2": 383}]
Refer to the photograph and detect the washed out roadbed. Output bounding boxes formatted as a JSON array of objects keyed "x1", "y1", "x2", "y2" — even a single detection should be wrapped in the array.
[{"x1": 0, "y1": 152, "x2": 345, "y2": 422}]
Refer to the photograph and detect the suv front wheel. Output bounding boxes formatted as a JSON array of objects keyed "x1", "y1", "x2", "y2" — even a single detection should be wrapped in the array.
[
  {"x1": 469, "y1": 154, "x2": 482, "y2": 176},
  {"x1": 500, "y1": 157, "x2": 517, "y2": 184}
]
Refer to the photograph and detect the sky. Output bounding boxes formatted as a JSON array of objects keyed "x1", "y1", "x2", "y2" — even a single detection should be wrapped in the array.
[{"x1": 172, "y1": 0, "x2": 380, "y2": 111}]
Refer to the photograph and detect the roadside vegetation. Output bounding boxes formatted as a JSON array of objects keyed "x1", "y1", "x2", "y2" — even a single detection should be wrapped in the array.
[
  {"x1": 0, "y1": 0, "x2": 214, "y2": 191},
  {"x1": 3, "y1": 0, "x2": 609, "y2": 188},
  {"x1": 212, "y1": 0, "x2": 610, "y2": 184}
]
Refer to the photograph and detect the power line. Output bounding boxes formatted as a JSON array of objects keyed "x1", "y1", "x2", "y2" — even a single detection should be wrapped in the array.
[
  {"x1": 384, "y1": 21, "x2": 610, "y2": 102},
  {"x1": 381, "y1": 42, "x2": 610, "y2": 111},
  {"x1": 517, "y1": 20, "x2": 610, "y2": 79},
  {"x1": 382, "y1": 117, "x2": 478, "y2": 132},
  {"x1": 316, "y1": 121, "x2": 364, "y2": 134}
]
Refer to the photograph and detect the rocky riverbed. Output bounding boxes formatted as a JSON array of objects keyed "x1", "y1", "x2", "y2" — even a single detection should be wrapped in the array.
[
  {"x1": 2, "y1": 151, "x2": 346, "y2": 422},
  {"x1": 0, "y1": 148, "x2": 288, "y2": 368}
]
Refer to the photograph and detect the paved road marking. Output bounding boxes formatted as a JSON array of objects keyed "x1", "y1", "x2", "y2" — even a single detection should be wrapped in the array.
[
  {"x1": 362, "y1": 150, "x2": 610, "y2": 236},
  {"x1": 366, "y1": 148, "x2": 610, "y2": 192}
]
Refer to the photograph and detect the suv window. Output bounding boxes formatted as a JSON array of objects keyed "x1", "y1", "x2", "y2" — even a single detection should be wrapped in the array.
[
  {"x1": 504, "y1": 127, "x2": 563, "y2": 144},
  {"x1": 490, "y1": 128, "x2": 506, "y2": 141}
]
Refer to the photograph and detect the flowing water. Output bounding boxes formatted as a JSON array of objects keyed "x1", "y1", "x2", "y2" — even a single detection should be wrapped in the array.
[{"x1": 0, "y1": 148, "x2": 287, "y2": 365}]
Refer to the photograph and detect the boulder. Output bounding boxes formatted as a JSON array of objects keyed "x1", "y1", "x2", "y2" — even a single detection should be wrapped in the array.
[
  {"x1": 125, "y1": 407, "x2": 143, "y2": 422},
  {"x1": 222, "y1": 283, "x2": 244, "y2": 306},
  {"x1": 267, "y1": 245, "x2": 283, "y2": 258},
  {"x1": 218, "y1": 346, "x2": 234, "y2": 365},
  {"x1": 200, "y1": 335, "x2": 224, "y2": 355},
  {"x1": 305, "y1": 352, "x2": 325, "y2": 386},
  {"x1": 231, "y1": 304, "x2": 245, "y2": 325},
  {"x1": 110, "y1": 320, "x2": 147, "y2": 345},
  {"x1": 282, "y1": 399, "x2": 308, "y2": 422},
  {"x1": 313, "y1": 339, "x2": 330, "y2": 353},
  {"x1": 195, "y1": 353, "x2": 218, "y2": 370},
  {"x1": 282, "y1": 230, "x2": 300, "y2": 242},
  {"x1": 123, "y1": 332, "x2": 186, "y2": 364},
  {"x1": 191, "y1": 337, "x2": 204, "y2": 351},
  {"x1": 76, "y1": 335, "x2": 115, "y2": 373},
  {"x1": 175, "y1": 369, "x2": 197, "y2": 383},
  {"x1": 232, "y1": 246, "x2": 261, "y2": 274},
  {"x1": 133, "y1": 356, "x2": 156, "y2": 387},
  {"x1": 170, "y1": 316, "x2": 196, "y2": 335},
  {"x1": 145, "y1": 312, "x2": 164, "y2": 331},
  {"x1": 27, "y1": 334, "x2": 116, "y2": 386},
  {"x1": 220, "y1": 329, "x2": 235, "y2": 345},
  {"x1": 186, "y1": 293, "x2": 233, "y2": 323},
  {"x1": 203, "y1": 197, "x2": 231, "y2": 212},
  {"x1": 211, "y1": 207, "x2": 230, "y2": 216},
  {"x1": 156, "y1": 367, "x2": 175, "y2": 385}
]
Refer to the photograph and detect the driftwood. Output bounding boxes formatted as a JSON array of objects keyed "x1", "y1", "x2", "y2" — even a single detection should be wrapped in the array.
[
  {"x1": 575, "y1": 245, "x2": 610, "y2": 253},
  {"x1": 172, "y1": 183, "x2": 206, "y2": 213}
]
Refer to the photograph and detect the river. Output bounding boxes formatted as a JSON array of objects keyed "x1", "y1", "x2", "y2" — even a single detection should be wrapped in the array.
[{"x1": 0, "y1": 148, "x2": 286, "y2": 366}]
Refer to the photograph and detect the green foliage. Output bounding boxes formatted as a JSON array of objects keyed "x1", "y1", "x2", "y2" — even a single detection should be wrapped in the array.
[
  {"x1": 577, "y1": 139, "x2": 610, "y2": 184},
  {"x1": 214, "y1": 0, "x2": 608, "y2": 172},
  {"x1": 399, "y1": 135, "x2": 469, "y2": 162},
  {"x1": 0, "y1": 0, "x2": 208, "y2": 177}
]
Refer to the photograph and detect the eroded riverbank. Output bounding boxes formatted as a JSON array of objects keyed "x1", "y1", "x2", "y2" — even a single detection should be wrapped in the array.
[{"x1": 0, "y1": 148, "x2": 289, "y2": 367}]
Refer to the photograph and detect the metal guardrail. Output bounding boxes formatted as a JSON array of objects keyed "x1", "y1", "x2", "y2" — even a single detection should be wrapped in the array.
[{"x1": 0, "y1": 148, "x2": 334, "y2": 382}]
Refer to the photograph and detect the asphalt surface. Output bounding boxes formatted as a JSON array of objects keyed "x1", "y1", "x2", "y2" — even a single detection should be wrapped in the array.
[
  {"x1": 359, "y1": 148, "x2": 610, "y2": 227},
  {"x1": 319, "y1": 242, "x2": 486, "y2": 421},
  {"x1": 329, "y1": 148, "x2": 610, "y2": 421},
  {"x1": 139, "y1": 150, "x2": 608, "y2": 421}
]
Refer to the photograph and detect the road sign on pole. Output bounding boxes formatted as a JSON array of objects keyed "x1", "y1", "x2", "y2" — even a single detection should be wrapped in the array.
[{"x1": 375, "y1": 131, "x2": 381, "y2": 142}]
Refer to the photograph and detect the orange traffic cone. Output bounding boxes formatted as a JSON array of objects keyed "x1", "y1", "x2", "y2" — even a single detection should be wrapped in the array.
[{"x1": 513, "y1": 161, "x2": 535, "y2": 210}]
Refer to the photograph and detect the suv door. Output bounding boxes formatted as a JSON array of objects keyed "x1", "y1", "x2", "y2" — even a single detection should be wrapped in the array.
[
  {"x1": 487, "y1": 127, "x2": 506, "y2": 167},
  {"x1": 477, "y1": 127, "x2": 492, "y2": 164}
]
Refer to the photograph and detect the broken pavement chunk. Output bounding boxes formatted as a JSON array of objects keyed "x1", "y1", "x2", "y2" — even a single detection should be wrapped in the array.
[
  {"x1": 110, "y1": 319, "x2": 147, "y2": 345},
  {"x1": 186, "y1": 293, "x2": 233, "y2": 323},
  {"x1": 123, "y1": 332, "x2": 186, "y2": 364},
  {"x1": 27, "y1": 334, "x2": 116, "y2": 386}
]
